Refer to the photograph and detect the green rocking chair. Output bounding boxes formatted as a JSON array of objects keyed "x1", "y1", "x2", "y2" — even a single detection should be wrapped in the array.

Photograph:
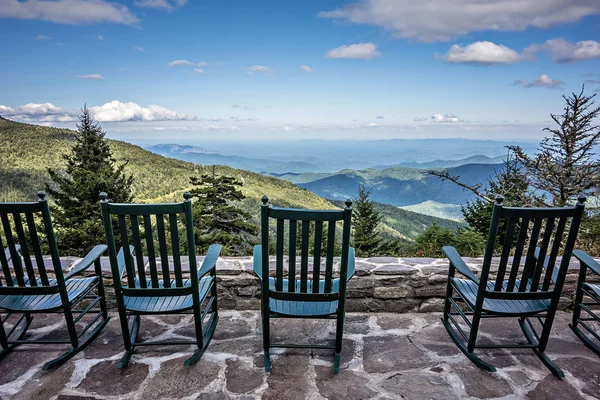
[
  {"x1": 570, "y1": 249, "x2": 600, "y2": 356},
  {"x1": 442, "y1": 195, "x2": 586, "y2": 378},
  {"x1": 254, "y1": 196, "x2": 355, "y2": 374},
  {"x1": 100, "y1": 191, "x2": 221, "y2": 368},
  {"x1": 0, "y1": 191, "x2": 109, "y2": 370}
]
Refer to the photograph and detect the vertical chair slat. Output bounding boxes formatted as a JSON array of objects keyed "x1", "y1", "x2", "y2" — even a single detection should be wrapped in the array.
[
  {"x1": 300, "y1": 220, "x2": 310, "y2": 293},
  {"x1": 542, "y1": 217, "x2": 567, "y2": 291},
  {"x1": 25, "y1": 212, "x2": 49, "y2": 285},
  {"x1": 118, "y1": 214, "x2": 137, "y2": 287},
  {"x1": 12, "y1": 213, "x2": 37, "y2": 286},
  {"x1": 143, "y1": 214, "x2": 160, "y2": 287},
  {"x1": 519, "y1": 218, "x2": 543, "y2": 291},
  {"x1": 495, "y1": 217, "x2": 516, "y2": 290},
  {"x1": 0, "y1": 232, "x2": 14, "y2": 286},
  {"x1": 275, "y1": 219, "x2": 284, "y2": 292},
  {"x1": 130, "y1": 215, "x2": 153, "y2": 287},
  {"x1": 324, "y1": 221, "x2": 336, "y2": 293},
  {"x1": 288, "y1": 220, "x2": 297, "y2": 292},
  {"x1": 169, "y1": 214, "x2": 184, "y2": 287},
  {"x1": 531, "y1": 218, "x2": 555, "y2": 291},
  {"x1": 312, "y1": 220, "x2": 323, "y2": 293},
  {"x1": 1, "y1": 213, "x2": 25, "y2": 286},
  {"x1": 156, "y1": 215, "x2": 171, "y2": 286},
  {"x1": 507, "y1": 217, "x2": 529, "y2": 291}
]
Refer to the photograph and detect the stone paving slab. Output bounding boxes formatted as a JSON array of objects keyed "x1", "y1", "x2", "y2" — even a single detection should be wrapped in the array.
[{"x1": 0, "y1": 311, "x2": 598, "y2": 399}]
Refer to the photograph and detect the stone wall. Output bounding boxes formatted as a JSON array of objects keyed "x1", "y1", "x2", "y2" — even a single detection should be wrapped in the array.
[{"x1": 54, "y1": 255, "x2": 592, "y2": 312}]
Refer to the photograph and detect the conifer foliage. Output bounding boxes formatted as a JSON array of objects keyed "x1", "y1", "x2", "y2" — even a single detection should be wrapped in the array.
[
  {"x1": 46, "y1": 106, "x2": 134, "y2": 256},
  {"x1": 188, "y1": 167, "x2": 258, "y2": 255},
  {"x1": 352, "y1": 185, "x2": 382, "y2": 257},
  {"x1": 509, "y1": 86, "x2": 600, "y2": 207}
]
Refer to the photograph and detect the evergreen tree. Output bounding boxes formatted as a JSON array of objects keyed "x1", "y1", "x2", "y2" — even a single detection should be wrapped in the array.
[
  {"x1": 352, "y1": 185, "x2": 382, "y2": 257},
  {"x1": 188, "y1": 167, "x2": 258, "y2": 255},
  {"x1": 509, "y1": 86, "x2": 600, "y2": 206},
  {"x1": 45, "y1": 106, "x2": 133, "y2": 256},
  {"x1": 462, "y1": 150, "x2": 539, "y2": 238}
]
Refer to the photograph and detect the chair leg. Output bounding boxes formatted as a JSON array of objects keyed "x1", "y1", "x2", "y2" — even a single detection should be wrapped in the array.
[
  {"x1": 519, "y1": 317, "x2": 564, "y2": 379},
  {"x1": 442, "y1": 317, "x2": 496, "y2": 372},
  {"x1": 0, "y1": 313, "x2": 33, "y2": 362},
  {"x1": 262, "y1": 313, "x2": 271, "y2": 373},
  {"x1": 569, "y1": 322, "x2": 600, "y2": 357},
  {"x1": 333, "y1": 312, "x2": 345, "y2": 374},
  {"x1": 185, "y1": 311, "x2": 219, "y2": 366},
  {"x1": 42, "y1": 315, "x2": 110, "y2": 371},
  {"x1": 118, "y1": 315, "x2": 140, "y2": 369}
]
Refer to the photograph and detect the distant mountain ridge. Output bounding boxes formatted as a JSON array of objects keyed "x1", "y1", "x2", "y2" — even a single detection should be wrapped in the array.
[
  {"x1": 146, "y1": 143, "x2": 320, "y2": 174},
  {"x1": 379, "y1": 154, "x2": 505, "y2": 170},
  {"x1": 295, "y1": 163, "x2": 501, "y2": 207}
]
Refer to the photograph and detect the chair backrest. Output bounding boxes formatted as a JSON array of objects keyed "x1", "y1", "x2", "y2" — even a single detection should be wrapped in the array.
[
  {"x1": 479, "y1": 194, "x2": 586, "y2": 301},
  {"x1": 100, "y1": 192, "x2": 198, "y2": 290},
  {"x1": 0, "y1": 191, "x2": 64, "y2": 292},
  {"x1": 260, "y1": 196, "x2": 352, "y2": 300}
]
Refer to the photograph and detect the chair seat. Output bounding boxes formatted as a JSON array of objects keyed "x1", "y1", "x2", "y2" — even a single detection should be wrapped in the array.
[
  {"x1": 0, "y1": 277, "x2": 97, "y2": 312},
  {"x1": 123, "y1": 276, "x2": 213, "y2": 313},
  {"x1": 267, "y1": 277, "x2": 339, "y2": 316},
  {"x1": 269, "y1": 298, "x2": 338, "y2": 316},
  {"x1": 584, "y1": 282, "x2": 600, "y2": 298},
  {"x1": 452, "y1": 278, "x2": 550, "y2": 314}
]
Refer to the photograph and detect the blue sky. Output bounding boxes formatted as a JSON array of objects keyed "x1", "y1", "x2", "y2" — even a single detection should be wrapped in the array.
[{"x1": 1, "y1": 0, "x2": 599, "y2": 142}]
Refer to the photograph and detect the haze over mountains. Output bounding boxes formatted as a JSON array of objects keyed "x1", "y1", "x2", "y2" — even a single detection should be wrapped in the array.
[
  {"x1": 144, "y1": 139, "x2": 520, "y2": 221},
  {"x1": 144, "y1": 139, "x2": 536, "y2": 174}
]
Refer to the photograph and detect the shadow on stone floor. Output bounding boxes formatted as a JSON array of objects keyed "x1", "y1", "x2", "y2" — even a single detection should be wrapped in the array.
[{"x1": 0, "y1": 311, "x2": 598, "y2": 399}]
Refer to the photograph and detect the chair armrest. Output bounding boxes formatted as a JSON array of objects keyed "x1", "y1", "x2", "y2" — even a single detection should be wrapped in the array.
[
  {"x1": 573, "y1": 249, "x2": 600, "y2": 277},
  {"x1": 345, "y1": 247, "x2": 355, "y2": 281},
  {"x1": 442, "y1": 246, "x2": 479, "y2": 283},
  {"x1": 65, "y1": 245, "x2": 108, "y2": 279},
  {"x1": 198, "y1": 244, "x2": 222, "y2": 278},
  {"x1": 253, "y1": 245, "x2": 263, "y2": 280}
]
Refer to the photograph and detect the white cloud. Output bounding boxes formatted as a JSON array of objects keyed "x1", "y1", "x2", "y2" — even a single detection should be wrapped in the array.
[
  {"x1": 301, "y1": 65, "x2": 313, "y2": 72},
  {"x1": 76, "y1": 74, "x2": 104, "y2": 80},
  {"x1": 89, "y1": 100, "x2": 196, "y2": 122},
  {"x1": 0, "y1": 103, "x2": 76, "y2": 122},
  {"x1": 134, "y1": 0, "x2": 187, "y2": 10},
  {"x1": 133, "y1": 46, "x2": 144, "y2": 52},
  {"x1": 367, "y1": 122, "x2": 379, "y2": 127},
  {"x1": 319, "y1": 0, "x2": 600, "y2": 42},
  {"x1": 0, "y1": 101, "x2": 196, "y2": 123},
  {"x1": 525, "y1": 38, "x2": 600, "y2": 63},
  {"x1": 192, "y1": 68, "x2": 204, "y2": 74},
  {"x1": 247, "y1": 65, "x2": 275, "y2": 76},
  {"x1": 443, "y1": 41, "x2": 524, "y2": 65},
  {"x1": 37, "y1": 34, "x2": 52, "y2": 40},
  {"x1": 95, "y1": 35, "x2": 103, "y2": 40},
  {"x1": 325, "y1": 43, "x2": 381, "y2": 60},
  {"x1": 431, "y1": 114, "x2": 461, "y2": 123},
  {"x1": 1, "y1": 0, "x2": 139, "y2": 25},
  {"x1": 168, "y1": 59, "x2": 207, "y2": 67},
  {"x1": 513, "y1": 74, "x2": 564, "y2": 88},
  {"x1": 413, "y1": 117, "x2": 428, "y2": 122}
]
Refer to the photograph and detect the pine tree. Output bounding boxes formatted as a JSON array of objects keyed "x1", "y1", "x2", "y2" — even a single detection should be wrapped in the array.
[
  {"x1": 188, "y1": 167, "x2": 258, "y2": 255},
  {"x1": 352, "y1": 185, "x2": 382, "y2": 257},
  {"x1": 462, "y1": 150, "x2": 539, "y2": 238},
  {"x1": 509, "y1": 86, "x2": 600, "y2": 207},
  {"x1": 45, "y1": 106, "x2": 133, "y2": 256}
]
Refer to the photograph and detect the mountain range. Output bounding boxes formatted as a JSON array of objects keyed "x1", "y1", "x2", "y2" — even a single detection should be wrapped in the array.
[{"x1": 0, "y1": 117, "x2": 463, "y2": 241}]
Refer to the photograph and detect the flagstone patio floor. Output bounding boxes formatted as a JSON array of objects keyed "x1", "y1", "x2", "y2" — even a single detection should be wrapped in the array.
[{"x1": 0, "y1": 311, "x2": 598, "y2": 399}]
